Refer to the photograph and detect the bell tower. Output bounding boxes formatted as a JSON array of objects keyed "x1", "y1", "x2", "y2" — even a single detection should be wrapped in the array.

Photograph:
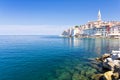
[{"x1": 98, "y1": 10, "x2": 102, "y2": 21}]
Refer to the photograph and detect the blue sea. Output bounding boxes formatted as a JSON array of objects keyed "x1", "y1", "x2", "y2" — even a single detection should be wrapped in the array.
[{"x1": 0, "y1": 35, "x2": 120, "y2": 80}]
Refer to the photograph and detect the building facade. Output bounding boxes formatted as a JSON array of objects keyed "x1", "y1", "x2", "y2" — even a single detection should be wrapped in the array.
[{"x1": 62, "y1": 10, "x2": 120, "y2": 38}]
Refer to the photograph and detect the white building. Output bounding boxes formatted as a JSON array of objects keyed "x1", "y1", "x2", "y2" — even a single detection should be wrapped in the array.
[
  {"x1": 109, "y1": 25, "x2": 120, "y2": 38},
  {"x1": 62, "y1": 10, "x2": 120, "y2": 38}
]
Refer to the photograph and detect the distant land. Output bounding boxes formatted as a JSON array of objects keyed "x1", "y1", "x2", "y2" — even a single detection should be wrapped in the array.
[{"x1": 61, "y1": 10, "x2": 120, "y2": 39}]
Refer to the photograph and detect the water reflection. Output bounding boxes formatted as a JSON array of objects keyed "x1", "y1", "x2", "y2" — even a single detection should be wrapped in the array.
[
  {"x1": 62, "y1": 38, "x2": 82, "y2": 48},
  {"x1": 62, "y1": 38, "x2": 120, "y2": 54}
]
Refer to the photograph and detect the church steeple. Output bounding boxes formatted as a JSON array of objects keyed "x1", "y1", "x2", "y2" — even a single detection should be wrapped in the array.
[{"x1": 98, "y1": 10, "x2": 102, "y2": 21}]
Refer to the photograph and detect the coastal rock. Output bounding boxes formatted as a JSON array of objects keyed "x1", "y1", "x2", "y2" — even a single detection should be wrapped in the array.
[
  {"x1": 103, "y1": 71, "x2": 113, "y2": 80},
  {"x1": 95, "y1": 57, "x2": 103, "y2": 62},
  {"x1": 104, "y1": 58, "x2": 113, "y2": 63},
  {"x1": 57, "y1": 72, "x2": 71, "y2": 80},
  {"x1": 113, "y1": 60, "x2": 120, "y2": 67},
  {"x1": 95, "y1": 54, "x2": 111, "y2": 62},
  {"x1": 92, "y1": 51, "x2": 120, "y2": 80},
  {"x1": 85, "y1": 70, "x2": 94, "y2": 77},
  {"x1": 107, "y1": 61, "x2": 115, "y2": 71},
  {"x1": 90, "y1": 62, "x2": 103, "y2": 72},
  {"x1": 102, "y1": 61, "x2": 114, "y2": 71},
  {"x1": 72, "y1": 72, "x2": 80, "y2": 80},
  {"x1": 72, "y1": 71, "x2": 88, "y2": 80},
  {"x1": 92, "y1": 74, "x2": 104, "y2": 80},
  {"x1": 91, "y1": 61, "x2": 99, "y2": 65},
  {"x1": 102, "y1": 54, "x2": 111, "y2": 59},
  {"x1": 112, "y1": 72, "x2": 119, "y2": 80},
  {"x1": 102, "y1": 60, "x2": 120, "y2": 71}
]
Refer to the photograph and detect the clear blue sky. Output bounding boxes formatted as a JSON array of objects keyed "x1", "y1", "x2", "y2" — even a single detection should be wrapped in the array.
[{"x1": 0, "y1": 0, "x2": 120, "y2": 35}]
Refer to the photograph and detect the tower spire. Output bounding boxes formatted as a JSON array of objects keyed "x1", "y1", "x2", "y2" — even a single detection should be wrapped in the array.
[{"x1": 98, "y1": 10, "x2": 102, "y2": 21}]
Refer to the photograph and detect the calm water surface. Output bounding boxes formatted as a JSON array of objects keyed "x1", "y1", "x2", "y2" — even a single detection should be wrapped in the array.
[{"x1": 0, "y1": 36, "x2": 120, "y2": 80}]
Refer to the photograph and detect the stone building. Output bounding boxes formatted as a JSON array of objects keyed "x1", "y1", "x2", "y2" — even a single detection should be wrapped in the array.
[{"x1": 61, "y1": 10, "x2": 120, "y2": 38}]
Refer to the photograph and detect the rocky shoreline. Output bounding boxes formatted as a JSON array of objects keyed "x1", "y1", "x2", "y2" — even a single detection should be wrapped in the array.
[{"x1": 90, "y1": 50, "x2": 120, "y2": 80}]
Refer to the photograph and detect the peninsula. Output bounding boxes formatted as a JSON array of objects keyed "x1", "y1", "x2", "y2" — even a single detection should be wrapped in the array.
[{"x1": 61, "y1": 10, "x2": 120, "y2": 38}]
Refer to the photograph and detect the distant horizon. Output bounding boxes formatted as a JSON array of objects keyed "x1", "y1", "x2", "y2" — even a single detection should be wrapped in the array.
[
  {"x1": 0, "y1": 0, "x2": 120, "y2": 35},
  {"x1": 0, "y1": 25, "x2": 71, "y2": 35}
]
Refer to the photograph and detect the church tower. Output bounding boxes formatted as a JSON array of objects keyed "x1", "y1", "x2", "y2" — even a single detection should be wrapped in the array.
[{"x1": 98, "y1": 10, "x2": 102, "y2": 21}]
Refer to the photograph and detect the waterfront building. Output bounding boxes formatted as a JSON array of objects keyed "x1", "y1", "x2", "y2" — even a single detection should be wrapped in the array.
[
  {"x1": 109, "y1": 25, "x2": 120, "y2": 38},
  {"x1": 61, "y1": 10, "x2": 120, "y2": 38},
  {"x1": 73, "y1": 26, "x2": 81, "y2": 37},
  {"x1": 61, "y1": 30, "x2": 69, "y2": 37}
]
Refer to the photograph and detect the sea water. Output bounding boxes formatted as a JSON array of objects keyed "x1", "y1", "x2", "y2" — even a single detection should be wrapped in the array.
[{"x1": 0, "y1": 35, "x2": 120, "y2": 80}]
